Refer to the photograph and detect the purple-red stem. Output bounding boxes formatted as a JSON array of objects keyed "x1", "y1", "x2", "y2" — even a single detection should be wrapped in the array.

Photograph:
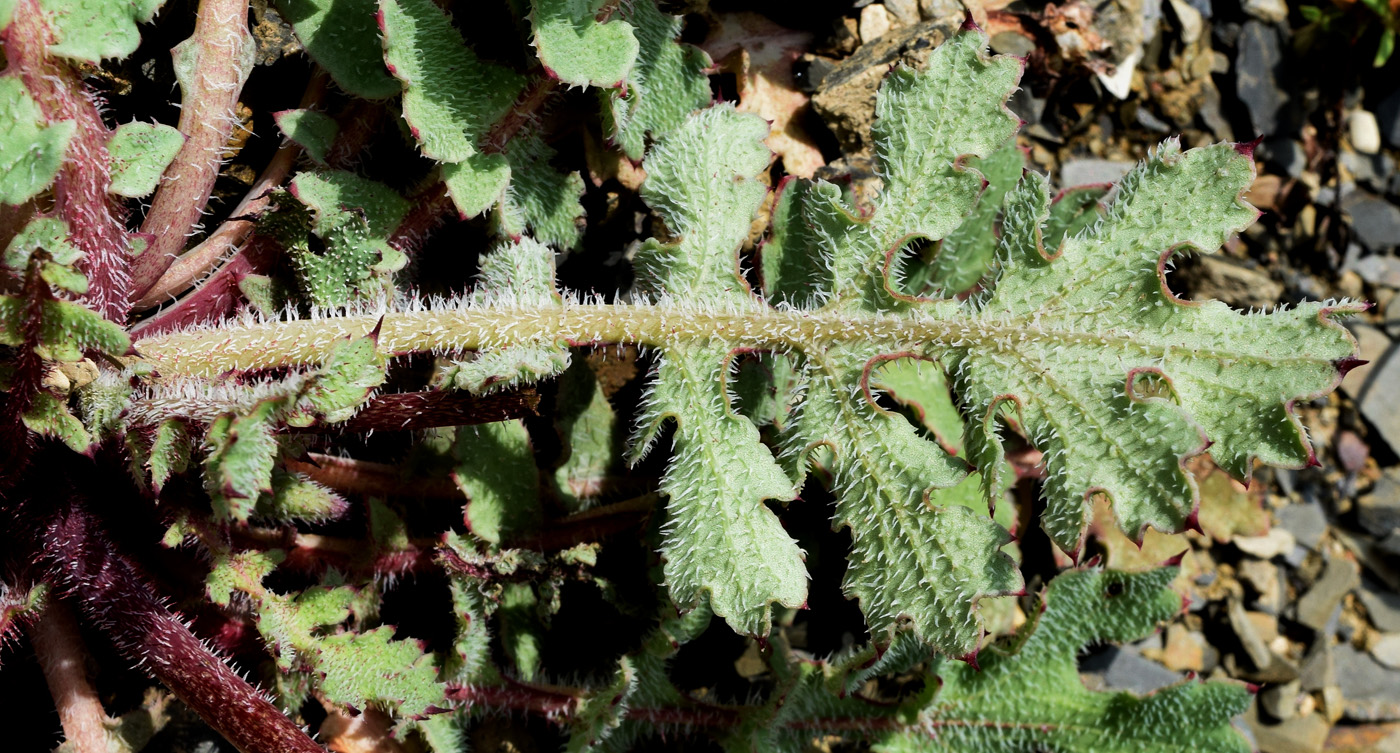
[
  {"x1": 281, "y1": 388, "x2": 540, "y2": 434},
  {"x1": 3, "y1": 0, "x2": 134, "y2": 322},
  {"x1": 131, "y1": 73, "x2": 328, "y2": 314},
  {"x1": 128, "y1": 232, "x2": 281, "y2": 337},
  {"x1": 38, "y1": 499, "x2": 323, "y2": 753},
  {"x1": 131, "y1": 0, "x2": 255, "y2": 302},
  {"x1": 28, "y1": 600, "x2": 108, "y2": 753}
]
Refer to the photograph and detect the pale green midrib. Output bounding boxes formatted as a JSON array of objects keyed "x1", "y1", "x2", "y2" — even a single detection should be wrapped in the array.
[{"x1": 132, "y1": 302, "x2": 1338, "y2": 378}]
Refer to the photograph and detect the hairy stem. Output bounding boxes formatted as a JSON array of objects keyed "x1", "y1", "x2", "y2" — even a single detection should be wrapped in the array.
[
  {"x1": 3, "y1": 0, "x2": 134, "y2": 322},
  {"x1": 131, "y1": 303, "x2": 984, "y2": 377},
  {"x1": 37, "y1": 499, "x2": 323, "y2": 753},
  {"x1": 130, "y1": 0, "x2": 255, "y2": 301},
  {"x1": 132, "y1": 72, "x2": 327, "y2": 313},
  {"x1": 29, "y1": 600, "x2": 108, "y2": 753}
]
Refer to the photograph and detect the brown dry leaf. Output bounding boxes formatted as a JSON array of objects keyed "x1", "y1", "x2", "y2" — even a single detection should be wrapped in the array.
[
  {"x1": 702, "y1": 12, "x2": 825, "y2": 178},
  {"x1": 1189, "y1": 456, "x2": 1271, "y2": 543},
  {"x1": 321, "y1": 708, "x2": 408, "y2": 753}
]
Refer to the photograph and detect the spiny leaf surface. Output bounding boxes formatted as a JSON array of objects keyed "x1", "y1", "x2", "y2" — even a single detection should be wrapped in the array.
[
  {"x1": 531, "y1": 0, "x2": 638, "y2": 88},
  {"x1": 601, "y1": 0, "x2": 710, "y2": 160},
  {"x1": 950, "y1": 145, "x2": 1359, "y2": 552},
  {"x1": 0, "y1": 78, "x2": 74, "y2": 205},
  {"x1": 106, "y1": 121, "x2": 184, "y2": 198},
  {"x1": 875, "y1": 568, "x2": 1252, "y2": 753}
]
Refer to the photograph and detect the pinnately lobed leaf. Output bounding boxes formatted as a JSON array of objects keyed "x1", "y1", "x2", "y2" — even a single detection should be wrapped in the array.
[
  {"x1": 127, "y1": 29, "x2": 1359, "y2": 662},
  {"x1": 875, "y1": 567, "x2": 1252, "y2": 753},
  {"x1": 950, "y1": 144, "x2": 1362, "y2": 554}
]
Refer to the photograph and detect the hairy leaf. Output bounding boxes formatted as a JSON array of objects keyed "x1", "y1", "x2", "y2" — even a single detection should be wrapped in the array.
[
  {"x1": 288, "y1": 170, "x2": 411, "y2": 306},
  {"x1": 274, "y1": 109, "x2": 338, "y2": 164},
  {"x1": 106, "y1": 121, "x2": 183, "y2": 198},
  {"x1": 454, "y1": 420, "x2": 542, "y2": 545},
  {"x1": 379, "y1": 0, "x2": 516, "y2": 218},
  {"x1": 0, "y1": 77, "x2": 75, "y2": 205},
  {"x1": 905, "y1": 141, "x2": 1025, "y2": 297},
  {"x1": 208, "y1": 551, "x2": 444, "y2": 717},
  {"x1": 631, "y1": 105, "x2": 805, "y2": 635},
  {"x1": 952, "y1": 144, "x2": 1360, "y2": 553},
  {"x1": 23, "y1": 391, "x2": 91, "y2": 452},
  {"x1": 601, "y1": 0, "x2": 710, "y2": 160},
  {"x1": 875, "y1": 568, "x2": 1251, "y2": 753},
  {"x1": 277, "y1": 0, "x2": 399, "y2": 98},
  {"x1": 39, "y1": 0, "x2": 165, "y2": 62},
  {"x1": 531, "y1": 0, "x2": 638, "y2": 88},
  {"x1": 202, "y1": 398, "x2": 282, "y2": 522}
]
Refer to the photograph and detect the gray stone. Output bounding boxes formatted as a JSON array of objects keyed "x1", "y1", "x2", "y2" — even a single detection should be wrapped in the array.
[
  {"x1": 1236, "y1": 22, "x2": 1286, "y2": 138},
  {"x1": 1352, "y1": 254, "x2": 1400, "y2": 288},
  {"x1": 1335, "y1": 644, "x2": 1400, "y2": 720},
  {"x1": 1058, "y1": 159, "x2": 1135, "y2": 188},
  {"x1": 1299, "y1": 640, "x2": 1335, "y2": 691},
  {"x1": 884, "y1": 0, "x2": 922, "y2": 25},
  {"x1": 1378, "y1": 87, "x2": 1400, "y2": 149},
  {"x1": 1261, "y1": 138, "x2": 1306, "y2": 178},
  {"x1": 1380, "y1": 530, "x2": 1400, "y2": 558},
  {"x1": 989, "y1": 31, "x2": 1035, "y2": 58},
  {"x1": 1260, "y1": 679, "x2": 1303, "y2": 720},
  {"x1": 1344, "y1": 194, "x2": 1400, "y2": 252},
  {"x1": 1245, "y1": 706, "x2": 1330, "y2": 753},
  {"x1": 1231, "y1": 598, "x2": 1277, "y2": 668},
  {"x1": 1357, "y1": 578, "x2": 1400, "y2": 633},
  {"x1": 1385, "y1": 294, "x2": 1400, "y2": 338},
  {"x1": 1360, "y1": 469, "x2": 1400, "y2": 538},
  {"x1": 1373, "y1": 633, "x2": 1400, "y2": 669},
  {"x1": 1079, "y1": 645, "x2": 1183, "y2": 693},
  {"x1": 1241, "y1": 558, "x2": 1286, "y2": 614},
  {"x1": 1276, "y1": 501, "x2": 1328, "y2": 551},
  {"x1": 1354, "y1": 336, "x2": 1400, "y2": 455},
  {"x1": 1341, "y1": 150, "x2": 1398, "y2": 190},
  {"x1": 1236, "y1": 528, "x2": 1297, "y2": 559},
  {"x1": 1294, "y1": 556, "x2": 1360, "y2": 632}
]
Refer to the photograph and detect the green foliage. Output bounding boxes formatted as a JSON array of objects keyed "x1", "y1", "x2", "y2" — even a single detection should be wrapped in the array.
[
  {"x1": 952, "y1": 144, "x2": 1355, "y2": 553},
  {"x1": 106, "y1": 121, "x2": 184, "y2": 198},
  {"x1": 904, "y1": 141, "x2": 1025, "y2": 297},
  {"x1": 39, "y1": 0, "x2": 165, "y2": 62},
  {"x1": 0, "y1": 78, "x2": 74, "y2": 205},
  {"x1": 276, "y1": 0, "x2": 399, "y2": 98},
  {"x1": 288, "y1": 170, "x2": 410, "y2": 306},
  {"x1": 1, "y1": 1, "x2": 1363, "y2": 746},
  {"x1": 454, "y1": 420, "x2": 542, "y2": 545},
  {"x1": 877, "y1": 568, "x2": 1251, "y2": 753},
  {"x1": 208, "y1": 550, "x2": 444, "y2": 717},
  {"x1": 202, "y1": 398, "x2": 281, "y2": 521},
  {"x1": 601, "y1": 0, "x2": 711, "y2": 160},
  {"x1": 380, "y1": 0, "x2": 522, "y2": 210},
  {"x1": 530, "y1": 0, "x2": 639, "y2": 88},
  {"x1": 23, "y1": 391, "x2": 91, "y2": 452},
  {"x1": 273, "y1": 109, "x2": 338, "y2": 164},
  {"x1": 552, "y1": 359, "x2": 617, "y2": 510}
]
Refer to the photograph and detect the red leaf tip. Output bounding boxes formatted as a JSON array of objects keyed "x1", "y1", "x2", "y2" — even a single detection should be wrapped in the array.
[
  {"x1": 1234, "y1": 135, "x2": 1264, "y2": 159},
  {"x1": 1335, "y1": 356, "x2": 1368, "y2": 379}
]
